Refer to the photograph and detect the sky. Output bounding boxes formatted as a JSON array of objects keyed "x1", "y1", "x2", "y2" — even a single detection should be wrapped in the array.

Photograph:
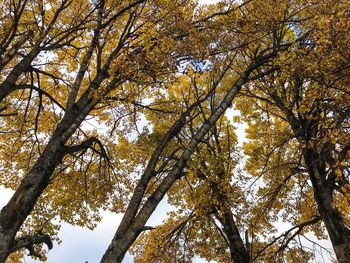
[{"x1": 0, "y1": 0, "x2": 335, "y2": 262}]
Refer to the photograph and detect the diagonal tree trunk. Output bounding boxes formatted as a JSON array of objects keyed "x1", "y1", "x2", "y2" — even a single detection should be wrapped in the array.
[
  {"x1": 100, "y1": 55, "x2": 274, "y2": 262},
  {"x1": 0, "y1": 47, "x2": 41, "y2": 102},
  {"x1": 0, "y1": 99, "x2": 94, "y2": 262}
]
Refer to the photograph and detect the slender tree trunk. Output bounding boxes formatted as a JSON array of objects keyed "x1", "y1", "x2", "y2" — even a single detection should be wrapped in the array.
[
  {"x1": 220, "y1": 209, "x2": 250, "y2": 263},
  {"x1": 0, "y1": 47, "x2": 40, "y2": 102},
  {"x1": 208, "y1": 169, "x2": 250, "y2": 262},
  {"x1": 302, "y1": 148, "x2": 350, "y2": 263},
  {"x1": 100, "y1": 58, "x2": 268, "y2": 262}
]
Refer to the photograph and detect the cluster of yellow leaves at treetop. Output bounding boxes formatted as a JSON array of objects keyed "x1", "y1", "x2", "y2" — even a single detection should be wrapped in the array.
[
  {"x1": 7, "y1": 0, "x2": 208, "y2": 118},
  {"x1": 196, "y1": 0, "x2": 305, "y2": 57},
  {"x1": 304, "y1": 0, "x2": 350, "y2": 80}
]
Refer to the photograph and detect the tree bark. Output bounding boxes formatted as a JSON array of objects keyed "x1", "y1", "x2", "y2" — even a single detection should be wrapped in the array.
[
  {"x1": 204, "y1": 162, "x2": 250, "y2": 262},
  {"x1": 211, "y1": 186, "x2": 250, "y2": 262},
  {"x1": 0, "y1": 47, "x2": 41, "y2": 102},
  {"x1": 273, "y1": 87, "x2": 350, "y2": 263},
  {"x1": 0, "y1": 100, "x2": 93, "y2": 262},
  {"x1": 220, "y1": 209, "x2": 250, "y2": 263},
  {"x1": 302, "y1": 148, "x2": 350, "y2": 263}
]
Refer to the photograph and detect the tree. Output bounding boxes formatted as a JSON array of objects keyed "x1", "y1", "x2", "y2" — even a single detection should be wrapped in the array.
[
  {"x1": 0, "y1": 0, "x2": 348, "y2": 262},
  {"x1": 100, "y1": 0, "x2": 326, "y2": 262},
  {"x1": 235, "y1": 0, "x2": 350, "y2": 261},
  {"x1": 130, "y1": 114, "x2": 322, "y2": 262},
  {"x1": 0, "y1": 0, "x2": 205, "y2": 261}
]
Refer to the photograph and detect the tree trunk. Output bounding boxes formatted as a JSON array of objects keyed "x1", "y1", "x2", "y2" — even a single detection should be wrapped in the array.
[
  {"x1": 0, "y1": 105, "x2": 90, "y2": 262},
  {"x1": 0, "y1": 47, "x2": 40, "y2": 102},
  {"x1": 281, "y1": 102, "x2": 350, "y2": 263},
  {"x1": 220, "y1": 209, "x2": 250, "y2": 263},
  {"x1": 302, "y1": 148, "x2": 350, "y2": 263},
  {"x1": 100, "y1": 59, "x2": 266, "y2": 262},
  {"x1": 209, "y1": 171, "x2": 250, "y2": 262}
]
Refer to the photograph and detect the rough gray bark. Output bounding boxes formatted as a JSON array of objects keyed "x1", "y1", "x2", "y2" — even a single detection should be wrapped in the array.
[
  {"x1": 302, "y1": 148, "x2": 350, "y2": 263},
  {"x1": 0, "y1": 97, "x2": 95, "y2": 262},
  {"x1": 221, "y1": 210, "x2": 250, "y2": 263},
  {"x1": 0, "y1": 47, "x2": 41, "y2": 102},
  {"x1": 209, "y1": 179, "x2": 250, "y2": 263}
]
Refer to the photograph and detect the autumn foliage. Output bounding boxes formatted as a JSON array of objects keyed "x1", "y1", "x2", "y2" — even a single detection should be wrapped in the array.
[{"x1": 0, "y1": 0, "x2": 349, "y2": 262}]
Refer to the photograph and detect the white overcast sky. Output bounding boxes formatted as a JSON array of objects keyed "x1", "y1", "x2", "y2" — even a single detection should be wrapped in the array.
[{"x1": 0, "y1": 0, "x2": 334, "y2": 262}]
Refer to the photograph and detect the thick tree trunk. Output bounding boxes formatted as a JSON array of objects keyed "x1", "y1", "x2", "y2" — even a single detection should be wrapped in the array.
[
  {"x1": 0, "y1": 105, "x2": 90, "y2": 262},
  {"x1": 0, "y1": 143, "x2": 64, "y2": 261},
  {"x1": 302, "y1": 148, "x2": 350, "y2": 263},
  {"x1": 282, "y1": 103, "x2": 350, "y2": 263},
  {"x1": 101, "y1": 166, "x2": 184, "y2": 263}
]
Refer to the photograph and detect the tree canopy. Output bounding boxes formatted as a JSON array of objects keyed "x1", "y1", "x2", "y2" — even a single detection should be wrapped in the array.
[{"x1": 0, "y1": 0, "x2": 349, "y2": 262}]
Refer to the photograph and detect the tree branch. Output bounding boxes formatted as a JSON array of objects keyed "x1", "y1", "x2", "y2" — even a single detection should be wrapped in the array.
[{"x1": 9, "y1": 232, "x2": 53, "y2": 258}]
